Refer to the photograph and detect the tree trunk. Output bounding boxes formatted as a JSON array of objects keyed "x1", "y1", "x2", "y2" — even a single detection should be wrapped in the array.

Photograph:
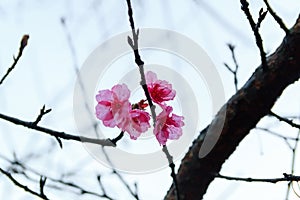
[{"x1": 165, "y1": 15, "x2": 300, "y2": 200}]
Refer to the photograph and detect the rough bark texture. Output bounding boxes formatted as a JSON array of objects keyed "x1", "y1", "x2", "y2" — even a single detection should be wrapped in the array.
[{"x1": 165, "y1": 15, "x2": 300, "y2": 200}]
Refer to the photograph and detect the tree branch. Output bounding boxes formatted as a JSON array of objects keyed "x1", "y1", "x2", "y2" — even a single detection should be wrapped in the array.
[
  {"x1": 32, "y1": 105, "x2": 52, "y2": 126},
  {"x1": 0, "y1": 35, "x2": 29, "y2": 86},
  {"x1": 240, "y1": 0, "x2": 268, "y2": 71},
  {"x1": 0, "y1": 154, "x2": 114, "y2": 199},
  {"x1": 0, "y1": 112, "x2": 116, "y2": 147},
  {"x1": 223, "y1": 43, "x2": 240, "y2": 92},
  {"x1": 165, "y1": 15, "x2": 300, "y2": 200},
  {"x1": 0, "y1": 167, "x2": 49, "y2": 200},
  {"x1": 125, "y1": 0, "x2": 156, "y2": 122},
  {"x1": 263, "y1": 0, "x2": 289, "y2": 35},
  {"x1": 215, "y1": 173, "x2": 300, "y2": 183},
  {"x1": 269, "y1": 111, "x2": 300, "y2": 129}
]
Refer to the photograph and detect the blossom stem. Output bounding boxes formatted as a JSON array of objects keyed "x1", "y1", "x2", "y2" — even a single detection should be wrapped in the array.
[
  {"x1": 125, "y1": 0, "x2": 156, "y2": 125},
  {"x1": 163, "y1": 145, "x2": 180, "y2": 200},
  {"x1": 109, "y1": 131, "x2": 125, "y2": 145}
]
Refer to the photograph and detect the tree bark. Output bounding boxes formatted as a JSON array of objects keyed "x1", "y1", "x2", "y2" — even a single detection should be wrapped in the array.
[{"x1": 165, "y1": 15, "x2": 300, "y2": 200}]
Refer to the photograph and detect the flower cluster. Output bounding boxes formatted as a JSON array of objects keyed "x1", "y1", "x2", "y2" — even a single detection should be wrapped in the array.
[{"x1": 95, "y1": 71, "x2": 184, "y2": 145}]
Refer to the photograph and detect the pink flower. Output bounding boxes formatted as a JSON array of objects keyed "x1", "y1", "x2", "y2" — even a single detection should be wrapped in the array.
[
  {"x1": 96, "y1": 84, "x2": 151, "y2": 139},
  {"x1": 95, "y1": 84, "x2": 131, "y2": 130},
  {"x1": 124, "y1": 109, "x2": 151, "y2": 139},
  {"x1": 146, "y1": 71, "x2": 176, "y2": 104},
  {"x1": 154, "y1": 105, "x2": 184, "y2": 145}
]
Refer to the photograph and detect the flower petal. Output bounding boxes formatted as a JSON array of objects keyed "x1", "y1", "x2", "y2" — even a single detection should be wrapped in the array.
[{"x1": 112, "y1": 84, "x2": 130, "y2": 102}]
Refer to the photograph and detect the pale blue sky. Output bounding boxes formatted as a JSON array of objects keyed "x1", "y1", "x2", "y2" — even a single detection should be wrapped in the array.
[{"x1": 0, "y1": 0, "x2": 299, "y2": 199}]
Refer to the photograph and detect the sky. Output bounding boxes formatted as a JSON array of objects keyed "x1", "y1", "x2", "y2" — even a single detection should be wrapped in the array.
[{"x1": 0, "y1": 0, "x2": 300, "y2": 199}]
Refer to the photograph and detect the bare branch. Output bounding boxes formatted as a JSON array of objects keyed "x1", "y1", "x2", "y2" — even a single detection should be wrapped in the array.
[
  {"x1": 0, "y1": 35, "x2": 29, "y2": 86},
  {"x1": 39, "y1": 176, "x2": 47, "y2": 199},
  {"x1": 102, "y1": 147, "x2": 139, "y2": 199},
  {"x1": 215, "y1": 173, "x2": 300, "y2": 183},
  {"x1": 0, "y1": 112, "x2": 116, "y2": 147},
  {"x1": 269, "y1": 111, "x2": 300, "y2": 129},
  {"x1": 256, "y1": 8, "x2": 268, "y2": 31},
  {"x1": 162, "y1": 146, "x2": 180, "y2": 200},
  {"x1": 31, "y1": 105, "x2": 63, "y2": 148},
  {"x1": 286, "y1": 130, "x2": 300, "y2": 199},
  {"x1": 125, "y1": 0, "x2": 156, "y2": 123},
  {"x1": 0, "y1": 167, "x2": 49, "y2": 200},
  {"x1": 0, "y1": 154, "x2": 114, "y2": 199},
  {"x1": 223, "y1": 44, "x2": 240, "y2": 91},
  {"x1": 263, "y1": 0, "x2": 289, "y2": 35},
  {"x1": 240, "y1": 0, "x2": 268, "y2": 71},
  {"x1": 256, "y1": 127, "x2": 299, "y2": 141},
  {"x1": 97, "y1": 175, "x2": 110, "y2": 199},
  {"x1": 109, "y1": 131, "x2": 124, "y2": 146},
  {"x1": 32, "y1": 105, "x2": 52, "y2": 126}
]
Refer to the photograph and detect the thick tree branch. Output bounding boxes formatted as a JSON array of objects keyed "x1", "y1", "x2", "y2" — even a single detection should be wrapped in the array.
[{"x1": 165, "y1": 15, "x2": 300, "y2": 200}]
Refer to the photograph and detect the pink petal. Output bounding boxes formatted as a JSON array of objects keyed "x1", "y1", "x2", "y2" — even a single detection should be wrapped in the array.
[
  {"x1": 155, "y1": 130, "x2": 168, "y2": 145},
  {"x1": 95, "y1": 104, "x2": 116, "y2": 128},
  {"x1": 124, "y1": 109, "x2": 150, "y2": 139},
  {"x1": 154, "y1": 105, "x2": 184, "y2": 145},
  {"x1": 167, "y1": 126, "x2": 182, "y2": 139},
  {"x1": 112, "y1": 84, "x2": 130, "y2": 102},
  {"x1": 96, "y1": 89, "x2": 113, "y2": 102},
  {"x1": 146, "y1": 71, "x2": 157, "y2": 84}
]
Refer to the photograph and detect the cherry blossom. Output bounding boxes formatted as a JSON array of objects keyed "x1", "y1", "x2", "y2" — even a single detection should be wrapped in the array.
[
  {"x1": 146, "y1": 71, "x2": 176, "y2": 105},
  {"x1": 95, "y1": 84, "x2": 131, "y2": 130},
  {"x1": 96, "y1": 84, "x2": 151, "y2": 139},
  {"x1": 154, "y1": 105, "x2": 184, "y2": 145},
  {"x1": 95, "y1": 71, "x2": 184, "y2": 143},
  {"x1": 124, "y1": 109, "x2": 151, "y2": 139}
]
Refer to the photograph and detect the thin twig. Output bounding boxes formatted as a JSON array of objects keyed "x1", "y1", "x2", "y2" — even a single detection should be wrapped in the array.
[
  {"x1": 32, "y1": 105, "x2": 52, "y2": 126},
  {"x1": 39, "y1": 176, "x2": 47, "y2": 198},
  {"x1": 102, "y1": 147, "x2": 139, "y2": 199},
  {"x1": 125, "y1": 0, "x2": 156, "y2": 123},
  {"x1": 215, "y1": 173, "x2": 300, "y2": 183},
  {"x1": 291, "y1": 182, "x2": 300, "y2": 198},
  {"x1": 286, "y1": 129, "x2": 300, "y2": 199},
  {"x1": 240, "y1": 0, "x2": 268, "y2": 71},
  {"x1": 256, "y1": 127, "x2": 299, "y2": 141},
  {"x1": 0, "y1": 167, "x2": 49, "y2": 200},
  {"x1": 31, "y1": 105, "x2": 63, "y2": 148},
  {"x1": 0, "y1": 154, "x2": 113, "y2": 199},
  {"x1": 60, "y1": 17, "x2": 100, "y2": 139},
  {"x1": 109, "y1": 131, "x2": 124, "y2": 146},
  {"x1": 97, "y1": 175, "x2": 111, "y2": 199},
  {"x1": 256, "y1": 126, "x2": 293, "y2": 149},
  {"x1": 269, "y1": 111, "x2": 300, "y2": 129},
  {"x1": 0, "y1": 35, "x2": 29, "y2": 85},
  {"x1": 263, "y1": 0, "x2": 289, "y2": 35},
  {"x1": 224, "y1": 43, "x2": 239, "y2": 91},
  {"x1": 256, "y1": 8, "x2": 268, "y2": 30},
  {"x1": 162, "y1": 146, "x2": 180, "y2": 200}
]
